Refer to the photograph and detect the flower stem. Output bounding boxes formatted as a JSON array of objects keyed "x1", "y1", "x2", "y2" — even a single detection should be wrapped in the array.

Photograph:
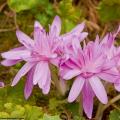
[
  {"x1": 95, "y1": 94, "x2": 120, "y2": 120},
  {"x1": 79, "y1": 95, "x2": 83, "y2": 117},
  {"x1": 95, "y1": 103, "x2": 104, "y2": 120},
  {"x1": 103, "y1": 94, "x2": 120, "y2": 111}
]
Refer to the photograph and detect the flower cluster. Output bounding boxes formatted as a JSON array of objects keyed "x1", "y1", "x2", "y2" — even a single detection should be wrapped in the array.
[{"x1": 1, "y1": 16, "x2": 120, "y2": 118}]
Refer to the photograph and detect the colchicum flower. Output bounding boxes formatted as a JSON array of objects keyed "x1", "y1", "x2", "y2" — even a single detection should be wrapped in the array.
[
  {"x1": 60, "y1": 32, "x2": 120, "y2": 118},
  {"x1": 1, "y1": 16, "x2": 87, "y2": 100},
  {"x1": 99, "y1": 26, "x2": 120, "y2": 91},
  {"x1": 2, "y1": 14, "x2": 120, "y2": 119},
  {"x1": 1, "y1": 16, "x2": 62, "y2": 99}
]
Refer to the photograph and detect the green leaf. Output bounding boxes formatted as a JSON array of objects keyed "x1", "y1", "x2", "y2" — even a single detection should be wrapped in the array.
[
  {"x1": 65, "y1": 102, "x2": 79, "y2": 116},
  {"x1": 59, "y1": 0, "x2": 81, "y2": 22},
  {"x1": 40, "y1": 114, "x2": 61, "y2": 120},
  {"x1": 12, "y1": 105, "x2": 25, "y2": 117},
  {"x1": 8, "y1": 0, "x2": 41, "y2": 12},
  {"x1": 49, "y1": 98, "x2": 60, "y2": 111},
  {"x1": 0, "y1": 112, "x2": 10, "y2": 118},
  {"x1": 0, "y1": 80, "x2": 35, "y2": 106},
  {"x1": 25, "y1": 105, "x2": 43, "y2": 120},
  {"x1": 4, "y1": 103, "x2": 14, "y2": 113},
  {"x1": 109, "y1": 109, "x2": 120, "y2": 120}
]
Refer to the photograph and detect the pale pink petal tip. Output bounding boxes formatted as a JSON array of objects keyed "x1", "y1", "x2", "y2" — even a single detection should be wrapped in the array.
[
  {"x1": 54, "y1": 15, "x2": 61, "y2": 22},
  {"x1": 1, "y1": 60, "x2": 20, "y2": 66},
  {"x1": 16, "y1": 30, "x2": 34, "y2": 49},
  {"x1": 0, "y1": 82, "x2": 4, "y2": 88},
  {"x1": 34, "y1": 21, "x2": 43, "y2": 29},
  {"x1": 114, "y1": 83, "x2": 120, "y2": 92},
  {"x1": 24, "y1": 69, "x2": 34, "y2": 100}
]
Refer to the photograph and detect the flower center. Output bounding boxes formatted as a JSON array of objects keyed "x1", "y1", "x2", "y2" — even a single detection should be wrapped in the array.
[
  {"x1": 80, "y1": 72, "x2": 94, "y2": 79},
  {"x1": 31, "y1": 51, "x2": 57, "y2": 62}
]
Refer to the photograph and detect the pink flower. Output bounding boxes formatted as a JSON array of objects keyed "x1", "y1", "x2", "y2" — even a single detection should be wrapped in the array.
[
  {"x1": 1, "y1": 15, "x2": 87, "y2": 100},
  {"x1": 1, "y1": 16, "x2": 62, "y2": 99},
  {"x1": 99, "y1": 26, "x2": 120, "y2": 91},
  {"x1": 56, "y1": 22, "x2": 88, "y2": 57},
  {"x1": 60, "y1": 35, "x2": 119, "y2": 118}
]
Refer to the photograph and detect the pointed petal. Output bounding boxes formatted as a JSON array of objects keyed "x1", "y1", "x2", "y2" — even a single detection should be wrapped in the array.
[
  {"x1": 50, "y1": 15, "x2": 61, "y2": 36},
  {"x1": 63, "y1": 69, "x2": 81, "y2": 80},
  {"x1": 78, "y1": 32, "x2": 88, "y2": 41},
  {"x1": 34, "y1": 27, "x2": 41, "y2": 44},
  {"x1": 72, "y1": 36, "x2": 81, "y2": 54},
  {"x1": 16, "y1": 30, "x2": 34, "y2": 49},
  {"x1": 113, "y1": 25, "x2": 120, "y2": 37},
  {"x1": 114, "y1": 81, "x2": 120, "y2": 92},
  {"x1": 89, "y1": 76, "x2": 108, "y2": 104},
  {"x1": 42, "y1": 79, "x2": 51, "y2": 94},
  {"x1": 1, "y1": 60, "x2": 21, "y2": 66},
  {"x1": 1, "y1": 50, "x2": 31, "y2": 60},
  {"x1": 82, "y1": 81, "x2": 94, "y2": 119},
  {"x1": 42, "y1": 67, "x2": 51, "y2": 94},
  {"x1": 34, "y1": 21, "x2": 44, "y2": 43},
  {"x1": 12, "y1": 62, "x2": 34, "y2": 86},
  {"x1": 24, "y1": 67, "x2": 34, "y2": 99},
  {"x1": 61, "y1": 22, "x2": 86, "y2": 44},
  {"x1": 34, "y1": 21, "x2": 43, "y2": 29},
  {"x1": 68, "y1": 76, "x2": 85, "y2": 102},
  {"x1": 101, "y1": 33, "x2": 109, "y2": 45},
  {"x1": 70, "y1": 22, "x2": 85, "y2": 34}
]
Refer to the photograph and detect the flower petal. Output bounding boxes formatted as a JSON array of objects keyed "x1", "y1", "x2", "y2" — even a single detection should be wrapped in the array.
[
  {"x1": 1, "y1": 50, "x2": 31, "y2": 60},
  {"x1": 114, "y1": 81, "x2": 120, "y2": 92},
  {"x1": 70, "y1": 22, "x2": 85, "y2": 34},
  {"x1": 34, "y1": 21, "x2": 43, "y2": 29},
  {"x1": 33, "y1": 61, "x2": 49, "y2": 87},
  {"x1": 63, "y1": 69, "x2": 81, "y2": 80},
  {"x1": 34, "y1": 21, "x2": 44, "y2": 43},
  {"x1": 82, "y1": 81, "x2": 94, "y2": 119},
  {"x1": 16, "y1": 30, "x2": 34, "y2": 49},
  {"x1": 38, "y1": 63, "x2": 50, "y2": 89},
  {"x1": 89, "y1": 76, "x2": 108, "y2": 104},
  {"x1": 1, "y1": 60, "x2": 21, "y2": 66},
  {"x1": 78, "y1": 32, "x2": 88, "y2": 41},
  {"x1": 42, "y1": 67, "x2": 51, "y2": 94},
  {"x1": 24, "y1": 67, "x2": 34, "y2": 99},
  {"x1": 61, "y1": 22, "x2": 85, "y2": 42},
  {"x1": 12, "y1": 62, "x2": 34, "y2": 86},
  {"x1": 98, "y1": 71, "x2": 119, "y2": 83},
  {"x1": 50, "y1": 15, "x2": 61, "y2": 36},
  {"x1": 50, "y1": 57, "x2": 60, "y2": 67},
  {"x1": 68, "y1": 76, "x2": 85, "y2": 102}
]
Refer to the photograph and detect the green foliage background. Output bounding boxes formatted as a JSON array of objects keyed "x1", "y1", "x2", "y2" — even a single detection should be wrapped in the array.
[{"x1": 0, "y1": 0, "x2": 120, "y2": 119}]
